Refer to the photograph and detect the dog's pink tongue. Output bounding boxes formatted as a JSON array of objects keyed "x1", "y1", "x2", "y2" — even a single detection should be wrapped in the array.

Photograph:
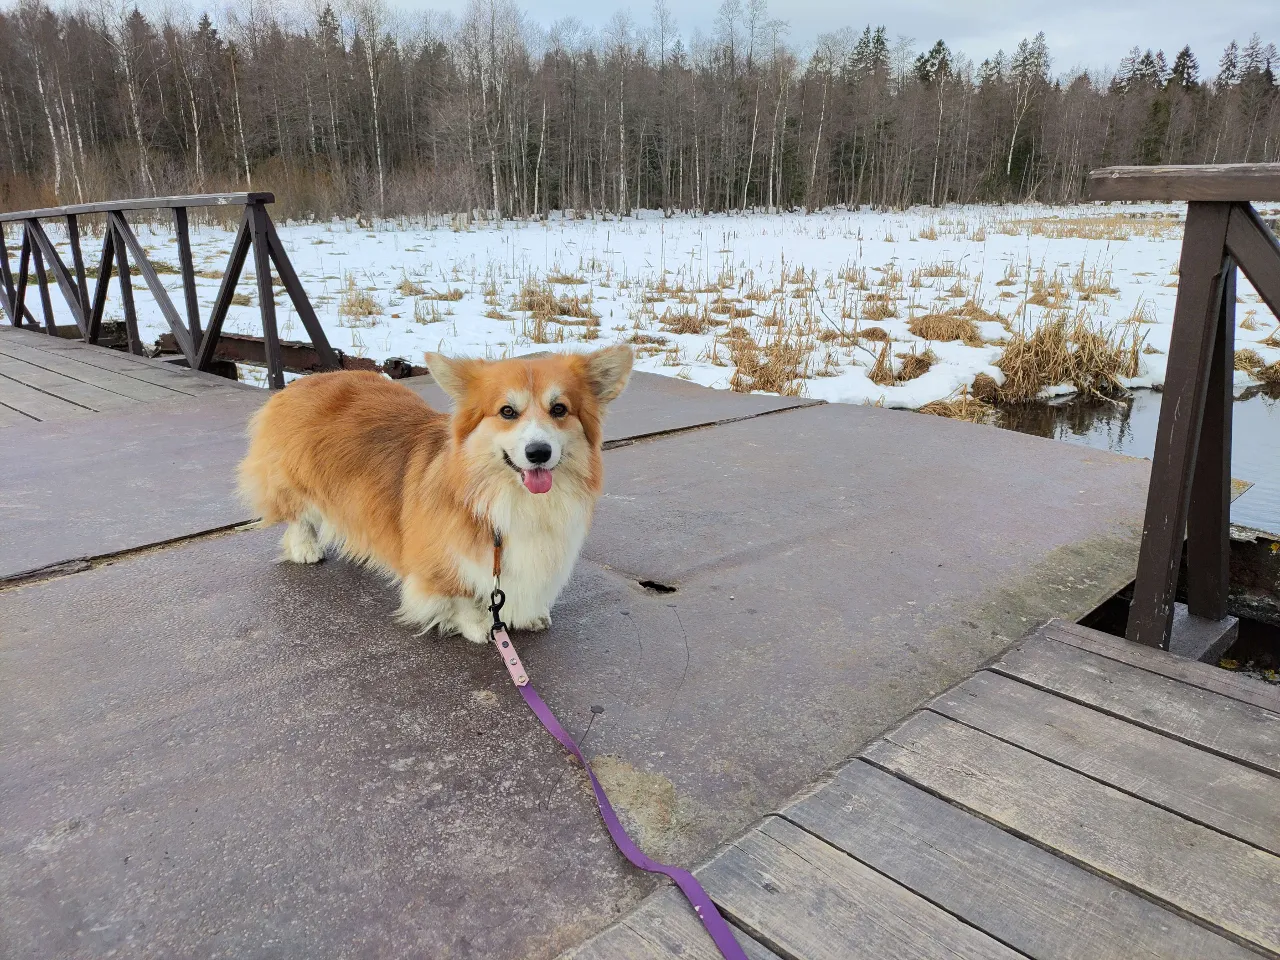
[{"x1": 521, "y1": 467, "x2": 553, "y2": 494}]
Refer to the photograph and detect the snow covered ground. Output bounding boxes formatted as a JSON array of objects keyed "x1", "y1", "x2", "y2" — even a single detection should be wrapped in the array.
[{"x1": 13, "y1": 203, "x2": 1280, "y2": 407}]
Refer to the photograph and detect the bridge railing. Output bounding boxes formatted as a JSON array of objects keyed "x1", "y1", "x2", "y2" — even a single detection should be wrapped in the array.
[
  {"x1": 0, "y1": 192, "x2": 339, "y2": 389},
  {"x1": 1088, "y1": 163, "x2": 1280, "y2": 649}
]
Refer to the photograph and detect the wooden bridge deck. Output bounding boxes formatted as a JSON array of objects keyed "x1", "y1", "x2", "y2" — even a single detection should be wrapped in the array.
[
  {"x1": 0, "y1": 325, "x2": 246, "y2": 425},
  {"x1": 572, "y1": 620, "x2": 1280, "y2": 960}
]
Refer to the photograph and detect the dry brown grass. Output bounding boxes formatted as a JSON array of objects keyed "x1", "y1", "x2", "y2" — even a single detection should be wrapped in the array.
[
  {"x1": 860, "y1": 326, "x2": 891, "y2": 342},
  {"x1": 1071, "y1": 260, "x2": 1119, "y2": 298},
  {"x1": 397, "y1": 275, "x2": 426, "y2": 296},
  {"x1": 517, "y1": 280, "x2": 599, "y2": 321},
  {"x1": 868, "y1": 341, "x2": 896, "y2": 386},
  {"x1": 896, "y1": 348, "x2": 937, "y2": 382},
  {"x1": 863, "y1": 293, "x2": 898, "y2": 321},
  {"x1": 1235, "y1": 348, "x2": 1266, "y2": 373},
  {"x1": 908, "y1": 311, "x2": 981, "y2": 345},
  {"x1": 659, "y1": 306, "x2": 715, "y2": 335},
  {"x1": 547, "y1": 271, "x2": 587, "y2": 284},
  {"x1": 230, "y1": 292, "x2": 252, "y2": 307},
  {"x1": 728, "y1": 329, "x2": 809, "y2": 395},
  {"x1": 1026, "y1": 268, "x2": 1068, "y2": 308},
  {"x1": 996, "y1": 312, "x2": 1145, "y2": 402},
  {"x1": 1261, "y1": 326, "x2": 1280, "y2": 348},
  {"x1": 338, "y1": 274, "x2": 381, "y2": 318},
  {"x1": 1259, "y1": 362, "x2": 1280, "y2": 383},
  {"x1": 919, "y1": 388, "x2": 996, "y2": 424},
  {"x1": 422, "y1": 288, "x2": 465, "y2": 301},
  {"x1": 970, "y1": 372, "x2": 999, "y2": 402},
  {"x1": 1003, "y1": 214, "x2": 1179, "y2": 241},
  {"x1": 1240, "y1": 310, "x2": 1260, "y2": 331}
]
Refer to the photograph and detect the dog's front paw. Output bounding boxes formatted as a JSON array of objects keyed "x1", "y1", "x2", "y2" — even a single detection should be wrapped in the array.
[
  {"x1": 513, "y1": 612, "x2": 552, "y2": 632},
  {"x1": 280, "y1": 522, "x2": 324, "y2": 564}
]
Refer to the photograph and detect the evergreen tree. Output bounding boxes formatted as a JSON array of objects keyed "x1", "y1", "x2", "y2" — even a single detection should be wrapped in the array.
[
  {"x1": 1217, "y1": 40, "x2": 1239, "y2": 87},
  {"x1": 1169, "y1": 46, "x2": 1199, "y2": 88}
]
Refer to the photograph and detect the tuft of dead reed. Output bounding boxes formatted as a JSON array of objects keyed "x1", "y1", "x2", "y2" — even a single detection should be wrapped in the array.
[
  {"x1": 919, "y1": 387, "x2": 996, "y2": 424},
  {"x1": 908, "y1": 311, "x2": 981, "y2": 345},
  {"x1": 896, "y1": 348, "x2": 937, "y2": 382},
  {"x1": 728, "y1": 328, "x2": 809, "y2": 395},
  {"x1": 996, "y1": 312, "x2": 1146, "y2": 402}
]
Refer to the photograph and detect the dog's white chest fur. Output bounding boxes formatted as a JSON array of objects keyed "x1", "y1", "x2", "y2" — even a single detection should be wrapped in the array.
[{"x1": 460, "y1": 489, "x2": 592, "y2": 628}]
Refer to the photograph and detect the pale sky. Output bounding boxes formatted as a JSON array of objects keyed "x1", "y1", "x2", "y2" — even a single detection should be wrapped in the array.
[{"x1": 403, "y1": 0, "x2": 1280, "y2": 78}]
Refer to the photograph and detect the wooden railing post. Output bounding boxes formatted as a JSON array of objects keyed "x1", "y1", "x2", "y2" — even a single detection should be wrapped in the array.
[
  {"x1": 248, "y1": 199, "x2": 285, "y2": 389},
  {"x1": 172, "y1": 207, "x2": 203, "y2": 344},
  {"x1": 1090, "y1": 164, "x2": 1280, "y2": 653},
  {"x1": 1185, "y1": 259, "x2": 1234, "y2": 623}
]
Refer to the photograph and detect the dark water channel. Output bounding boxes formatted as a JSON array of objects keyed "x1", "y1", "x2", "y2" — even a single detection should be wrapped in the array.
[{"x1": 996, "y1": 386, "x2": 1280, "y2": 535}]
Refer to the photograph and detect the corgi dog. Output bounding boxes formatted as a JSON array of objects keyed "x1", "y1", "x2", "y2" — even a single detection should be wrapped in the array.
[{"x1": 237, "y1": 346, "x2": 633, "y2": 644}]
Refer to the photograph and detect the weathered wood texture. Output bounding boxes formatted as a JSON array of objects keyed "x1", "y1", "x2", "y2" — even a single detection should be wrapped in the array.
[
  {"x1": 0, "y1": 325, "x2": 244, "y2": 423},
  {"x1": 699, "y1": 817, "x2": 1021, "y2": 960},
  {"x1": 568, "y1": 888, "x2": 781, "y2": 960},
  {"x1": 573, "y1": 621, "x2": 1280, "y2": 960},
  {"x1": 864, "y1": 712, "x2": 1280, "y2": 954},
  {"x1": 992, "y1": 636, "x2": 1280, "y2": 775},
  {"x1": 1045, "y1": 620, "x2": 1280, "y2": 711},
  {"x1": 1089, "y1": 163, "x2": 1280, "y2": 201},
  {"x1": 1126, "y1": 201, "x2": 1234, "y2": 648},
  {"x1": 784, "y1": 761, "x2": 1261, "y2": 960},
  {"x1": 0, "y1": 192, "x2": 275, "y2": 223},
  {"x1": 929, "y1": 670, "x2": 1280, "y2": 853},
  {"x1": 2, "y1": 193, "x2": 337, "y2": 386}
]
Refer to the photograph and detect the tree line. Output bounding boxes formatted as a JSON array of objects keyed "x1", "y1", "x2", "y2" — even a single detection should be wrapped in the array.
[{"x1": 0, "y1": 0, "x2": 1277, "y2": 218}]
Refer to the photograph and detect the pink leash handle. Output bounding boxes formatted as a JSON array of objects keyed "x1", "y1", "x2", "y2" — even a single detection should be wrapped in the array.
[{"x1": 491, "y1": 628, "x2": 748, "y2": 960}]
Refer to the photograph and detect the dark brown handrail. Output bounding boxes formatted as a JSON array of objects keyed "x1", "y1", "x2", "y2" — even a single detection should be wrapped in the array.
[
  {"x1": 0, "y1": 192, "x2": 276, "y2": 224},
  {"x1": 0, "y1": 192, "x2": 338, "y2": 389},
  {"x1": 1087, "y1": 163, "x2": 1280, "y2": 649}
]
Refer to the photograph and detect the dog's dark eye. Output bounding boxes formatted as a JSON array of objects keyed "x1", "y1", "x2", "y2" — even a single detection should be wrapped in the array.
[
  {"x1": 550, "y1": 402, "x2": 568, "y2": 418},
  {"x1": 499, "y1": 405, "x2": 518, "y2": 420}
]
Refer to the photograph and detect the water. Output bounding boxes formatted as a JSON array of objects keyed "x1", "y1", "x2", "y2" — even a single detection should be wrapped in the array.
[{"x1": 997, "y1": 386, "x2": 1280, "y2": 536}]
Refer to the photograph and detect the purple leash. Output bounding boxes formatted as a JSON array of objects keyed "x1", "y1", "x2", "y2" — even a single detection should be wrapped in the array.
[{"x1": 488, "y1": 545, "x2": 746, "y2": 960}]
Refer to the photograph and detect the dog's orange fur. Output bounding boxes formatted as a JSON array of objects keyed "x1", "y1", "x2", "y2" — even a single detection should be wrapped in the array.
[{"x1": 238, "y1": 346, "x2": 633, "y2": 642}]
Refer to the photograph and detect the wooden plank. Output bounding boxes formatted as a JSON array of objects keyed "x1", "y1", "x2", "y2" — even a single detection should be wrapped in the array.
[
  {"x1": 1089, "y1": 164, "x2": 1280, "y2": 202},
  {"x1": 0, "y1": 339, "x2": 184, "y2": 402},
  {"x1": 0, "y1": 399, "x2": 37, "y2": 428},
  {"x1": 0, "y1": 372, "x2": 92, "y2": 421},
  {"x1": 1127, "y1": 201, "x2": 1233, "y2": 648},
  {"x1": 0, "y1": 192, "x2": 274, "y2": 223},
  {"x1": 931, "y1": 671, "x2": 1280, "y2": 853},
  {"x1": 0, "y1": 355, "x2": 139, "y2": 412},
  {"x1": 22, "y1": 336, "x2": 239, "y2": 393},
  {"x1": 569, "y1": 888, "x2": 781, "y2": 960},
  {"x1": 698, "y1": 816, "x2": 1021, "y2": 960},
  {"x1": 993, "y1": 636, "x2": 1280, "y2": 775},
  {"x1": 1226, "y1": 203, "x2": 1280, "y2": 321},
  {"x1": 864, "y1": 712, "x2": 1280, "y2": 955},
  {"x1": 784, "y1": 760, "x2": 1259, "y2": 960},
  {"x1": 1046, "y1": 621, "x2": 1280, "y2": 713}
]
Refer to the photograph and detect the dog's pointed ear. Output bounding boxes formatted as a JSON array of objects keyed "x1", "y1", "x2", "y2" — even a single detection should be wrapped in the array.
[
  {"x1": 424, "y1": 353, "x2": 478, "y2": 403},
  {"x1": 583, "y1": 345, "x2": 633, "y2": 404}
]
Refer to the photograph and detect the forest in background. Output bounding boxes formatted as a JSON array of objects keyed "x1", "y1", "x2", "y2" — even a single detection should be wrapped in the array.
[{"x1": 0, "y1": 0, "x2": 1278, "y2": 218}]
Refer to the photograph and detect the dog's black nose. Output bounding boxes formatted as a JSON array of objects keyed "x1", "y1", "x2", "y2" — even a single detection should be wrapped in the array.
[{"x1": 525, "y1": 441, "x2": 552, "y2": 465}]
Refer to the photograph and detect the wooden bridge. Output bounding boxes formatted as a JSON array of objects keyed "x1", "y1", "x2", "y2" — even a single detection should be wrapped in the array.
[{"x1": 1, "y1": 167, "x2": 1278, "y2": 960}]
